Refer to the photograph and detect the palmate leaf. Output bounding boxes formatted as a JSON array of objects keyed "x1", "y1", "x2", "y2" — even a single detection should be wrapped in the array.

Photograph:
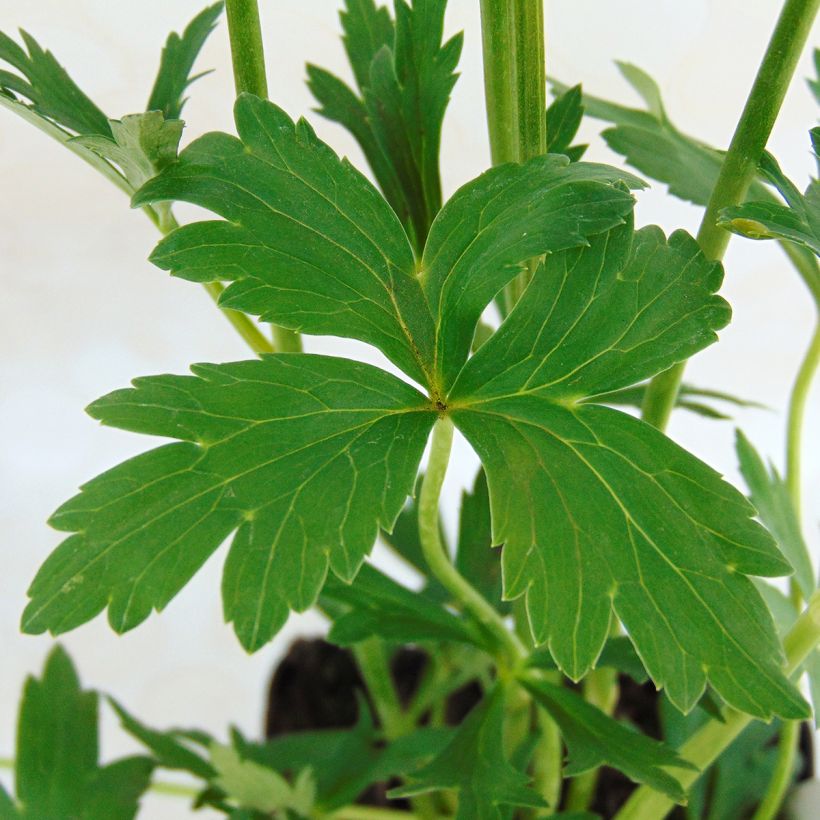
[
  {"x1": 23, "y1": 356, "x2": 435, "y2": 651},
  {"x1": 449, "y1": 216, "x2": 807, "y2": 720},
  {"x1": 10, "y1": 646, "x2": 153, "y2": 819},
  {"x1": 135, "y1": 93, "x2": 639, "y2": 391},
  {"x1": 391, "y1": 686, "x2": 546, "y2": 819},
  {"x1": 522, "y1": 678, "x2": 695, "y2": 801}
]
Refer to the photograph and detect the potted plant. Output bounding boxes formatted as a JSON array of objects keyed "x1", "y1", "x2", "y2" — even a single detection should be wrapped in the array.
[{"x1": 1, "y1": 1, "x2": 819, "y2": 817}]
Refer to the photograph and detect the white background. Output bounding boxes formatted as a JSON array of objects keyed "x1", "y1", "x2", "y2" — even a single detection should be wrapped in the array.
[{"x1": 0, "y1": 1, "x2": 818, "y2": 817}]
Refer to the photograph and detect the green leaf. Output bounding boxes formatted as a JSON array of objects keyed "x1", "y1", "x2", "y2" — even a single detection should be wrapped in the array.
[
  {"x1": 455, "y1": 469, "x2": 507, "y2": 612},
  {"x1": 529, "y1": 636, "x2": 649, "y2": 684},
  {"x1": 110, "y1": 699, "x2": 215, "y2": 780},
  {"x1": 323, "y1": 563, "x2": 484, "y2": 647},
  {"x1": 14, "y1": 646, "x2": 153, "y2": 820},
  {"x1": 449, "y1": 217, "x2": 807, "y2": 719},
  {"x1": 210, "y1": 743, "x2": 315, "y2": 817},
  {"x1": 23, "y1": 355, "x2": 435, "y2": 651},
  {"x1": 0, "y1": 29, "x2": 110, "y2": 136},
  {"x1": 718, "y1": 142, "x2": 820, "y2": 256},
  {"x1": 74, "y1": 112, "x2": 183, "y2": 192},
  {"x1": 391, "y1": 686, "x2": 547, "y2": 819},
  {"x1": 420, "y1": 156, "x2": 641, "y2": 389},
  {"x1": 736, "y1": 430, "x2": 814, "y2": 600},
  {"x1": 80, "y1": 758, "x2": 155, "y2": 820},
  {"x1": 546, "y1": 84, "x2": 587, "y2": 161},
  {"x1": 309, "y1": 0, "x2": 460, "y2": 250},
  {"x1": 552, "y1": 62, "x2": 771, "y2": 208},
  {"x1": 146, "y1": 2, "x2": 223, "y2": 120},
  {"x1": 522, "y1": 677, "x2": 694, "y2": 802},
  {"x1": 809, "y1": 48, "x2": 820, "y2": 105},
  {"x1": 0, "y1": 785, "x2": 18, "y2": 819},
  {"x1": 135, "y1": 93, "x2": 437, "y2": 387},
  {"x1": 16, "y1": 646, "x2": 98, "y2": 817}
]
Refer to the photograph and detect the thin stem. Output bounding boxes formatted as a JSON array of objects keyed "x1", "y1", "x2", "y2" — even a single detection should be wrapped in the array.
[
  {"x1": 750, "y1": 720, "x2": 800, "y2": 820},
  {"x1": 418, "y1": 418, "x2": 526, "y2": 666},
  {"x1": 352, "y1": 638, "x2": 408, "y2": 740},
  {"x1": 641, "y1": 0, "x2": 820, "y2": 431},
  {"x1": 202, "y1": 282, "x2": 274, "y2": 354},
  {"x1": 224, "y1": 0, "x2": 303, "y2": 354},
  {"x1": 785, "y1": 317, "x2": 820, "y2": 517},
  {"x1": 614, "y1": 589, "x2": 820, "y2": 820}
]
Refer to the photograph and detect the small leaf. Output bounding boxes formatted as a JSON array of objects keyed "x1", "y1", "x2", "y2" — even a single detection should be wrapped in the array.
[
  {"x1": 736, "y1": 430, "x2": 814, "y2": 600},
  {"x1": 546, "y1": 84, "x2": 587, "y2": 160},
  {"x1": 210, "y1": 743, "x2": 315, "y2": 816},
  {"x1": 13, "y1": 646, "x2": 153, "y2": 819},
  {"x1": 522, "y1": 677, "x2": 695, "y2": 802},
  {"x1": 23, "y1": 356, "x2": 435, "y2": 651},
  {"x1": 74, "y1": 112, "x2": 183, "y2": 192},
  {"x1": 455, "y1": 469, "x2": 507, "y2": 611},
  {"x1": 391, "y1": 686, "x2": 547, "y2": 819},
  {"x1": 146, "y1": 2, "x2": 224, "y2": 120},
  {"x1": 16, "y1": 646, "x2": 98, "y2": 817},
  {"x1": 109, "y1": 699, "x2": 215, "y2": 780},
  {"x1": 0, "y1": 29, "x2": 110, "y2": 135},
  {"x1": 323, "y1": 563, "x2": 484, "y2": 648}
]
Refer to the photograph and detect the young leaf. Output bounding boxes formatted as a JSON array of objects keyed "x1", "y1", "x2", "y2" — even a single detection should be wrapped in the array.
[
  {"x1": 146, "y1": 2, "x2": 224, "y2": 120},
  {"x1": 110, "y1": 699, "x2": 216, "y2": 780},
  {"x1": 210, "y1": 743, "x2": 315, "y2": 817},
  {"x1": 391, "y1": 686, "x2": 547, "y2": 818},
  {"x1": 0, "y1": 29, "x2": 110, "y2": 136},
  {"x1": 546, "y1": 84, "x2": 587, "y2": 161},
  {"x1": 308, "y1": 0, "x2": 462, "y2": 249},
  {"x1": 323, "y1": 563, "x2": 485, "y2": 648},
  {"x1": 420, "y1": 155, "x2": 641, "y2": 389},
  {"x1": 22, "y1": 356, "x2": 435, "y2": 651},
  {"x1": 449, "y1": 218, "x2": 807, "y2": 720},
  {"x1": 521, "y1": 677, "x2": 694, "y2": 802},
  {"x1": 718, "y1": 139, "x2": 820, "y2": 256},
  {"x1": 551, "y1": 62, "x2": 771, "y2": 208},
  {"x1": 74, "y1": 112, "x2": 184, "y2": 192},
  {"x1": 13, "y1": 646, "x2": 153, "y2": 819},
  {"x1": 455, "y1": 469, "x2": 507, "y2": 611},
  {"x1": 736, "y1": 430, "x2": 814, "y2": 600}
]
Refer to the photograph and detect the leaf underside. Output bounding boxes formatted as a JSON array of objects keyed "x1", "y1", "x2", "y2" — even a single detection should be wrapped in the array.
[{"x1": 23, "y1": 356, "x2": 434, "y2": 651}]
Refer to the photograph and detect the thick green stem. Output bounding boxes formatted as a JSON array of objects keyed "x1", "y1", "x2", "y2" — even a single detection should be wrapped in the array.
[
  {"x1": 225, "y1": 0, "x2": 269, "y2": 99},
  {"x1": 479, "y1": 0, "x2": 547, "y2": 312},
  {"x1": 418, "y1": 418, "x2": 525, "y2": 666},
  {"x1": 641, "y1": 0, "x2": 820, "y2": 431},
  {"x1": 224, "y1": 0, "x2": 302, "y2": 353},
  {"x1": 615, "y1": 590, "x2": 820, "y2": 820}
]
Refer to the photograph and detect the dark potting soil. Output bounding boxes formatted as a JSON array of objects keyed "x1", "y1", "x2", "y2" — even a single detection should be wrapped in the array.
[{"x1": 264, "y1": 639, "x2": 813, "y2": 817}]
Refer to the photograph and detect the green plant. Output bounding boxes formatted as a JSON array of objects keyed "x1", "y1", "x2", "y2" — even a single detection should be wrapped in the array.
[{"x1": 1, "y1": 1, "x2": 819, "y2": 818}]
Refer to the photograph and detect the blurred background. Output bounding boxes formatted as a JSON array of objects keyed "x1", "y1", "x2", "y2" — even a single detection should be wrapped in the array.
[{"x1": 0, "y1": 1, "x2": 818, "y2": 816}]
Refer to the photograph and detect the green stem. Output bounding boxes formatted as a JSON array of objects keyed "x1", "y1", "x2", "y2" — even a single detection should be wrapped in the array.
[
  {"x1": 224, "y1": 0, "x2": 302, "y2": 354},
  {"x1": 352, "y1": 638, "x2": 408, "y2": 740},
  {"x1": 615, "y1": 589, "x2": 820, "y2": 820},
  {"x1": 225, "y1": 0, "x2": 269, "y2": 98},
  {"x1": 641, "y1": 0, "x2": 820, "y2": 431},
  {"x1": 750, "y1": 720, "x2": 800, "y2": 820},
  {"x1": 479, "y1": 0, "x2": 546, "y2": 313},
  {"x1": 785, "y1": 316, "x2": 820, "y2": 517},
  {"x1": 418, "y1": 418, "x2": 525, "y2": 666}
]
